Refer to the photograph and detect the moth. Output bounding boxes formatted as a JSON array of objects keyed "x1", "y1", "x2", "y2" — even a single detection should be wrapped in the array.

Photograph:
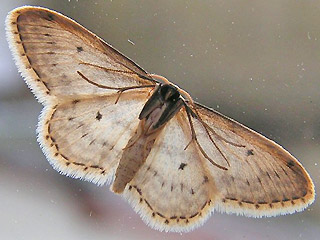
[{"x1": 6, "y1": 6, "x2": 315, "y2": 232}]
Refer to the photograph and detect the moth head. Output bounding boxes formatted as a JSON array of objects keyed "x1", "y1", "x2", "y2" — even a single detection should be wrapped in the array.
[{"x1": 160, "y1": 84, "x2": 180, "y2": 102}]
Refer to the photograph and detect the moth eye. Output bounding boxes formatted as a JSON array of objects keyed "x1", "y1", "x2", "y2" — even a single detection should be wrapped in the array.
[
  {"x1": 170, "y1": 91, "x2": 180, "y2": 101},
  {"x1": 160, "y1": 84, "x2": 180, "y2": 101}
]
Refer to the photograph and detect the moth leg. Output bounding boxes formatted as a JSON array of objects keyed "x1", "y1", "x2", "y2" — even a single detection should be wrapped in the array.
[
  {"x1": 114, "y1": 85, "x2": 156, "y2": 104},
  {"x1": 198, "y1": 118, "x2": 245, "y2": 148},
  {"x1": 189, "y1": 101, "x2": 247, "y2": 168},
  {"x1": 77, "y1": 71, "x2": 156, "y2": 103},
  {"x1": 183, "y1": 107, "x2": 197, "y2": 151},
  {"x1": 183, "y1": 104, "x2": 228, "y2": 170}
]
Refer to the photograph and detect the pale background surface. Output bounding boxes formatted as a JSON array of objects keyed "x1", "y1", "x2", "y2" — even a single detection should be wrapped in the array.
[{"x1": 0, "y1": 0, "x2": 319, "y2": 239}]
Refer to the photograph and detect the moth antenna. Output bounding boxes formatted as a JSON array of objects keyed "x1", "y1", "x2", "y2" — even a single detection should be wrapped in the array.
[{"x1": 148, "y1": 73, "x2": 172, "y2": 85}]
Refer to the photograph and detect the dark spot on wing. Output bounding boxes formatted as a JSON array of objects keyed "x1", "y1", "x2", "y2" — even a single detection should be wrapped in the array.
[
  {"x1": 242, "y1": 200, "x2": 254, "y2": 204},
  {"x1": 44, "y1": 13, "x2": 55, "y2": 21},
  {"x1": 90, "y1": 165, "x2": 101, "y2": 169},
  {"x1": 81, "y1": 133, "x2": 88, "y2": 138},
  {"x1": 135, "y1": 186, "x2": 142, "y2": 195},
  {"x1": 247, "y1": 149, "x2": 254, "y2": 156},
  {"x1": 292, "y1": 196, "x2": 300, "y2": 200},
  {"x1": 178, "y1": 163, "x2": 187, "y2": 170},
  {"x1": 203, "y1": 176, "x2": 209, "y2": 184},
  {"x1": 77, "y1": 46, "x2": 84, "y2": 52},
  {"x1": 95, "y1": 111, "x2": 102, "y2": 121},
  {"x1": 287, "y1": 160, "x2": 295, "y2": 168},
  {"x1": 73, "y1": 162, "x2": 85, "y2": 166},
  {"x1": 246, "y1": 179, "x2": 250, "y2": 186}
]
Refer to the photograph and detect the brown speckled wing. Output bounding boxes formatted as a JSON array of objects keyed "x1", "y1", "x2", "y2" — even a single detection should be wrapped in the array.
[
  {"x1": 6, "y1": 6, "x2": 152, "y2": 105},
  {"x1": 123, "y1": 102, "x2": 315, "y2": 232},
  {"x1": 38, "y1": 91, "x2": 150, "y2": 185},
  {"x1": 6, "y1": 6, "x2": 154, "y2": 185},
  {"x1": 124, "y1": 110, "x2": 216, "y2": 232},
  {"x1": 193, "y1": 103, "x2": 315, "y2": 217}
]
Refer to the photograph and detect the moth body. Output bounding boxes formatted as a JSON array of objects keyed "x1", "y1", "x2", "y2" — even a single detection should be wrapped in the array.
[{"x1": 113, "y1": 84, "x2": 184, "y2": 193}]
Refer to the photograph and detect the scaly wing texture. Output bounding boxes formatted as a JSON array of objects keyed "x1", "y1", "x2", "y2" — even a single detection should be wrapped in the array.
[
  {"x1": 6, "y1": 6, "x2": 152, "y2": 105},
  {"x1": 39, "y1": 91, "x2": 150, "y2": 185},
  {"x1": 193, "y1": 103, "x2": 315, "y2": 217},
  {"x1": 6, "y1": 6, "x2": 155, "y2": 185},
  {"x1": 124, "y1": 103, "x2": 315, "y2": 232},
  {"x1": 123, "y1": 111, "x2": 216, "y2": 232}
]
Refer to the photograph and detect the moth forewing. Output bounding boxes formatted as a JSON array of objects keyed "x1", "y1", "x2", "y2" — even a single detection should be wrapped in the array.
[{"x1": 5, "y1": 6, "x2": 153, "y2": 103}]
